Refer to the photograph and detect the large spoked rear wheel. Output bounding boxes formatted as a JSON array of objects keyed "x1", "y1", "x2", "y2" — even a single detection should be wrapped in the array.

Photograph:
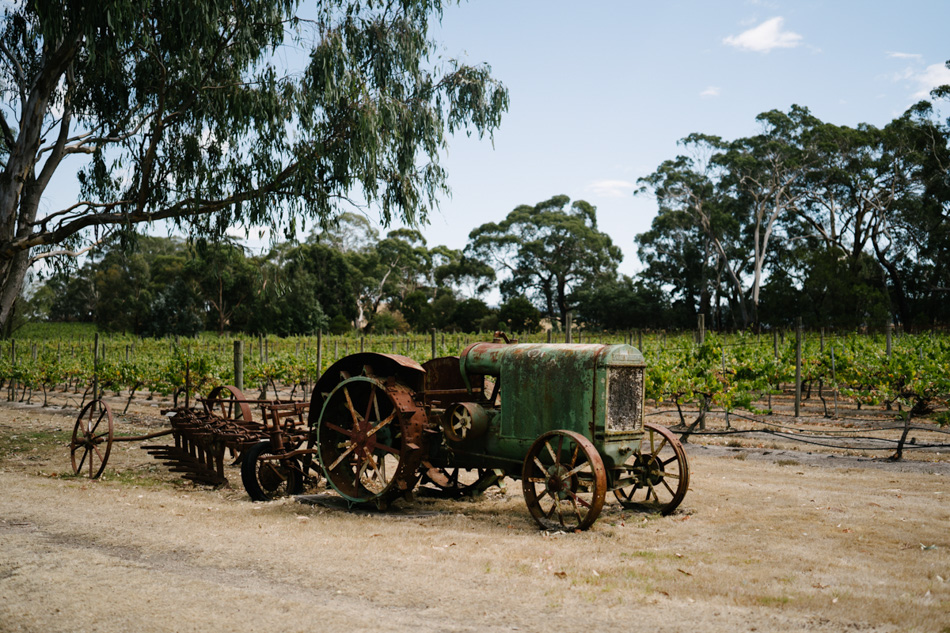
[
  {"x1": 317, "y1": 376, "x2": 423, "y2": 509},
  {"x1": 614, "y1": 422, "x2": 689, "y2": 515},
  {"x1": 241, "y1": 440, "x2": 303, "y2": 501},
  {"x1": 70, "y1": 399, "x2": 114, "y2": 479},
  {"x1": 522, "y1": 430, "x2": 607, "y2": 531}
]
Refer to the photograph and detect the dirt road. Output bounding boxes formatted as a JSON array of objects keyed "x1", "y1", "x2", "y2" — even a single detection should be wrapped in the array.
[{"x1": 0, "y1": 402, "x2": 948, "y2": 632}]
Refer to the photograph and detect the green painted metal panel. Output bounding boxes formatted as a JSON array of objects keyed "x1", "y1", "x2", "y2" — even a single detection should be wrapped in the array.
[{"x1": 459, "y1": 342, "x2": 645, "y2": 463}]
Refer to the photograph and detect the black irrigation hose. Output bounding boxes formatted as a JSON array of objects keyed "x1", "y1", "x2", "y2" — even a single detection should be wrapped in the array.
[
  {"x1": 647, "y1": 407, "x2": 950, "y2": 436},
  {"x1": 682, "y1": 428, "x2": 950, "y2": 452}
]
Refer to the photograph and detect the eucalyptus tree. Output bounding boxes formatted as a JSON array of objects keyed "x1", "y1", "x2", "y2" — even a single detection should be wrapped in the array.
[
  {"x1": 467, "y1": 195, "x2": 621, "y2": 326},
  {"x1": 0, "y1": 0, "x2": 508, "y2": 334},
  {"x1": 431, "y1": 245, "x2": 494, "y2": 297},
  {"x1": 636, "y1": 139, "x2": 751, "y2": 327},
  {"x1": 713, "y1": 106, "x2": 819, "y2": 327},
  {"x1": 798, "y1": 110, "x2": 947, "y2": 327},
  {"x1": 352, "y1": 228, "x2": 432, "y2": 323},
  {"x1": 186, "y1": 240, "x2": 258, "y2": 335}
]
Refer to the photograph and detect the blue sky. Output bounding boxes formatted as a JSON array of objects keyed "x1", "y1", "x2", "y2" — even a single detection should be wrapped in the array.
[
  {"x1": 370, "y1": 0, "x2": 950, "y2": 279},
  {"x1": 34, "y1": 1, "x2": 950, "y2": 284}
]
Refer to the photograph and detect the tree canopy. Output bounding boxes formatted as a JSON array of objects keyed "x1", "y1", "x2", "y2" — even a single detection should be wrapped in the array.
[
  {"x1": 466, "y1": 195, "x2": 622, "y2": 326},
  {"x1": 0, "y1": 0, "x2": 508, "y2": 333},
  {"x1": 637, "y1": 89, "x2": 950, "y2": 331}
]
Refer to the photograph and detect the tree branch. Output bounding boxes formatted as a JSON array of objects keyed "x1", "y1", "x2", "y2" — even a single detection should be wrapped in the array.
[
  {"x1": 30, "y1": 231, "x2": 113, "y2": 263},
  {"x1": 3, "y1": 161, "x2": 301, "y2": 258}
]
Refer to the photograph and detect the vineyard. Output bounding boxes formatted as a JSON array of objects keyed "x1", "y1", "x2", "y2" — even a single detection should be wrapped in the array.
[{"x1": 2, "y1": 326, "x2": 949, "y2": 453}]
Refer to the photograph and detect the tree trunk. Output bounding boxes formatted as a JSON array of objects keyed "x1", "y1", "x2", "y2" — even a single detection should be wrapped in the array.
[{"x1": 872, "y1": 237, "x2": 912, "y2": 329}]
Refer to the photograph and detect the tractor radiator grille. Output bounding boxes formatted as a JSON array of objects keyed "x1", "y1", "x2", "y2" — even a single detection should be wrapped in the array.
[{"x1": 605, "y1": 366, "x2": 644, "y2": 433}]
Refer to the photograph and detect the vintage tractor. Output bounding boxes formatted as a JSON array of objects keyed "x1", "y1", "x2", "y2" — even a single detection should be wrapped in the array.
[{"x1": 297, "y1": 334, "x2": 689, "y2": 530}]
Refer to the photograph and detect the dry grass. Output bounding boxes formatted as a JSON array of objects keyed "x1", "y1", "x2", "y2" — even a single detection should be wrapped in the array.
[{"x1": 0, "y1": 401, "x2": 948, "y2": 632}]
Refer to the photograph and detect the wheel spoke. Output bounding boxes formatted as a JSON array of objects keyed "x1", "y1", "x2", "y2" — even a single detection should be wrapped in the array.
[
  {"x1": 649, "y1": 435, "x2": 669, "y2": 458},
  {"x1": 366, "y1": 413, "x2": 396, "y2": 437},
  {"x1": 262, "y1": 462, "x2": 287, "y2": 484},
  {"x1": 554, "y1": 495, "x2": 565, "y2": 525},
  {"x1": 543, "y1": 497, "x2": 558, "y2": 519},
  {"x1": 363, "y1": 386, "x2": 376, "y2": 425},
  {"x1": 341, "y1": 386, "x2": 362, "y2": 425},
  {"x1": 325, "y1": 422, "x2": 355, "y2": 437},
  {"x1": 328, "y1": 441, "x2": 359, "y2": 471},
  {"x1": 76, "y1": 446, "x2": 89, "y2": 473},
  {"x1": 532, "y1": 456, "x2": 547, "y2": 475},
  {"x1": 566, "y1": 442, "x2": 579, "y2": 469},
  {"x1": 661, "y1": 478, "x2": 675, "y2": 496},
  {"x1": 363, "y1": 454, "x2": 384, "y2": 485},
  {"x1": 567, "y1": 493, "x2": 585, "y2": 524},
  {"x1": 566, "y1": 488, "x2": 592, "y2": 509},
  {"x1": 563, "y1": 461, "x2": 590, "y2": 481},
  {"x1": 375, "y1": 443, "x2": 400, "y2": 455},
  {"x1": 92, "y1": 409, "x2": 109, "y2": 435}
]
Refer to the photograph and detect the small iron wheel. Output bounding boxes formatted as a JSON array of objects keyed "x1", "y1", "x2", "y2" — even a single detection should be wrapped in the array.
[
  {"x1": 316, "y1": 376, "x2": 422, "y2": 508},
  {"x1": 419, "y1": 466, "x2": 502, "y2": 498},
  {"x1": 204, "y1": 385, "x2": 253, "y2": 422},
  {"x1": 241, "y1": 440, "x2": 303, "y2": 501},
  {"x1": 614, "y1": 422, "x2": 689, "y2": 515},
  {"x1": 522, "y1": 430, "x2": 607, "y2": 531},
  {"x1": 70, "y1": 399, "x2": 114, "y2": 479}
]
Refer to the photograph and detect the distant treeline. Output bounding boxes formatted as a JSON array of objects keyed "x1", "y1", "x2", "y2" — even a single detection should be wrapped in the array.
[{"x1": 18, "y1": 100, "x2": 950, "y2": 336}]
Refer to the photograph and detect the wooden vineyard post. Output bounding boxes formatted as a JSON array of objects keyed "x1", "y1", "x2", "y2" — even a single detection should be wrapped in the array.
[
  {"x1": 886, "y1": 320, "x2": 893, "y2": 358},
  {"x1": 233, "y1": 340, "x2": 244, "y2": 392},
  {"x1": 794, "y1": 317, "x2": 802, "y2": 418},
  {"x1": 8, "y1": 339, "x2": 15, "y2": 402},
  {"x1": 431, "y1": 329, "x2": 437, "y2": 360},
  {"x1": 831, "y1": 345, "x2": 838, "y2": 418},
  {"x1": 93, "y1": 333, "x2": 100, "y2": 406},
  {"x1": 317, "y1": 331, "x2": 323, "y2": 379}
]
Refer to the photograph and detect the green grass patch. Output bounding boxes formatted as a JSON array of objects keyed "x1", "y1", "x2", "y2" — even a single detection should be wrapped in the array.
[
  {"x1": 98, "y1": 467, "x2": 176, "y2": 488},
  {"x1": 0, "y1": 429, "x2": 72, "y2": 457}
]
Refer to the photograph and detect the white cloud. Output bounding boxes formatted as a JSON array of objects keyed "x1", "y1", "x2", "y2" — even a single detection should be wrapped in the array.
[
  {"x1": 586, "y1": 180, "x2": 636, "y2": 199},
  {"x1": 723, "y1": 17, "x2": 802, "y2": 53},
  {"x1": 700, "y1": 86, "x2": 721, "y2": 98},
  {"x1": 912, "y1": 62, "x2": 950, "y2": 98},
  {"x1": 888, "y1": 51, "x2": 922, "y2": 60}
]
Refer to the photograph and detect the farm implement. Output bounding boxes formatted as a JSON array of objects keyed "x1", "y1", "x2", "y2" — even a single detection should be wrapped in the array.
[{"x1": 68, "y1": 334, "x2": 690, "y2": 530}]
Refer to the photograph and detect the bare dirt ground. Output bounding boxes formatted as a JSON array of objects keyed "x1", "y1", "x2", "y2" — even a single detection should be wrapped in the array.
[{"x1": 0, "y1": 391, "x2": 948, "y2": 633}]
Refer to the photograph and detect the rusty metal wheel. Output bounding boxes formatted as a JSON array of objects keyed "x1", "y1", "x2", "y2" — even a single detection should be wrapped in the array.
[
  {"x1": 316, "y1": 376, "x2": 424, "y2": 508},
  {"x1": 241, "y1": 440, "x2": 303, "y2": 501},
  {"x1": 419, "y1": 466, "x2": 502, "y2": 498},
  {"x1": 522, "y1": 430, "x2": 607, "y2": 531},
  {"x1": 204, "y1": 385, "x2": 253, "y2": 422},
  {"x1": 70, "y1": 399, "x2": 114, "y2": 479},
  {"x1": 613, "y1": 422, "x2": 689, "y2": 515}
]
